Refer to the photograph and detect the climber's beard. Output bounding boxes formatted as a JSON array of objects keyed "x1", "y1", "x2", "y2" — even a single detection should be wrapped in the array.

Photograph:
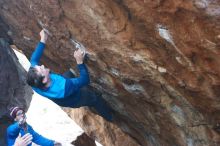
[{"x1": 18, "y1": 114, "x2": 27, "y2": 126}]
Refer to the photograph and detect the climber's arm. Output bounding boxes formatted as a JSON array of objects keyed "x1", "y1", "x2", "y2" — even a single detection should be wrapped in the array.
[{"x1": 30, "y1": 30, "x2": 48, "y2": 66}]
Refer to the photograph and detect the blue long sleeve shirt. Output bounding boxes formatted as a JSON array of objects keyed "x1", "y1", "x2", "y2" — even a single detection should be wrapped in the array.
[
  {"x1": 7, "y1": 122, "x2": 54, "y2": 146},
  {"x1": 30, "y1": 42, "x2": 90, "y2": 101}
]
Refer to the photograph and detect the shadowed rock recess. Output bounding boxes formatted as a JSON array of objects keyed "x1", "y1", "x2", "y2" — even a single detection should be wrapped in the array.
[
  {"x1": 0, "y1": 37, "x2": 33, "y2": 145},
  {"x1": 0, "y1": 0, "x2": 220, "y2": 146}
]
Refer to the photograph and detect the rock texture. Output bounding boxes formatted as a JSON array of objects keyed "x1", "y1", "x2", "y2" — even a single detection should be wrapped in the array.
[
  {"x1": 71, "y1": 132, "x2": 96, "y2": 146},
  {"x1": 0, "y1": 38, "x2": 33, "y2": 145},
  {"x1": 0, "y1": 0, "x2": 220, "y2": 146}
]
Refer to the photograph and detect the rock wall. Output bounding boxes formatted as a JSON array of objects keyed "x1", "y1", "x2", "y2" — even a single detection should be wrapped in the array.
[
  {"x1": 0, "y1": 37, "x2": 33, "y2": 145},
  {"x1": 0, "y1": 0, "x2": 220, "y2": 146},
  {"x1": 71, "y1": 132, "x2": 96, "y2": 146}
]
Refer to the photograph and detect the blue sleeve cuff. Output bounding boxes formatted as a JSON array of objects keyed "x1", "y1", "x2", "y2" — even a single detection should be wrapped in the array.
[
  {"x1": 77, "y1": 64, "x2": 86, "y2": 70},
  {"x1": 38, "y1": 42, "x2": 46, "y2": 47}
]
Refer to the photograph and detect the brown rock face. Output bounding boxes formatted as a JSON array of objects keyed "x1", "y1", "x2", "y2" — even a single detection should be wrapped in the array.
[
  {"x1": 71, "y1": 132, "x2": 96, "y2": 146},
  {"x1": 0, "y1": 0, "x2": 220, "y2": 146},
  {"x1": 0, "y1": 38, "x2": 33, "y2": 145}
]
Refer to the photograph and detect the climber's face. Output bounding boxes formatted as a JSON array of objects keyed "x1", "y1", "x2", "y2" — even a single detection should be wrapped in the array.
[
  {"x1": 35, "y1": 65, "x2": 50, "y2": 84},
  {"x1": 14, "y1": 109, "x2": 26, "y2": 123}
]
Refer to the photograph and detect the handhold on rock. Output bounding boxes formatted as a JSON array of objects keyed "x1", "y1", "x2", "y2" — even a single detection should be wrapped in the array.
[
  {"x1": 70, "y1": 38, "x2": 86, "y2": 54},
  {"x1": 194, "y1": 0, "x2": 208, "y2": 9}
]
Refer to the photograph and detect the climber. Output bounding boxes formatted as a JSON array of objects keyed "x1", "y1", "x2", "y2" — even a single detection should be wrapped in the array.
[
  {"x1": 26, "y1": 29, "x2": 113, "y2": 121},
  {"x1": 7, "y1": 106, "x2": 61, "y2": 146}
]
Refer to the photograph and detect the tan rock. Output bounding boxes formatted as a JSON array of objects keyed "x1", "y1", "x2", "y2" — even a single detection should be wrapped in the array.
[{"x1": 0, "y1": 0, "x2": 220, "y2": 145}]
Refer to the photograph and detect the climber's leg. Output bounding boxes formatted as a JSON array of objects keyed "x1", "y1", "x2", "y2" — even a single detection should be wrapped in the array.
[{"x1": 75, "y1": 86, "x2": 113, "y2": 121}]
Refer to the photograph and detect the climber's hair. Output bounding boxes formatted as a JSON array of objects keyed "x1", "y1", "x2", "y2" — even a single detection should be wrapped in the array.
[{"x1": 27, "y1": 67, "x2": 46, "y2": 88}]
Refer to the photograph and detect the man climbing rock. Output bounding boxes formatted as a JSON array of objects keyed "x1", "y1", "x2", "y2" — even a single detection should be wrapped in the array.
[
  {"x1": 7, "y1": 106, "x2": 61, "y2": 146},
  {"x1": 27, "y1": 29, "x2": 113, "y2": 121}
]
